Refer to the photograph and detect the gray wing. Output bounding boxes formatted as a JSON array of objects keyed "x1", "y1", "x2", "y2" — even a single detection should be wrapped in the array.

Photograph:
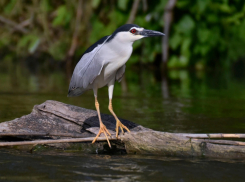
[
  {"x1": 116, "y1": 65, "x2": 126, "y2": 82},
  {"x1": 68, "y1": 36, "x2": 110, "y2": 97}
]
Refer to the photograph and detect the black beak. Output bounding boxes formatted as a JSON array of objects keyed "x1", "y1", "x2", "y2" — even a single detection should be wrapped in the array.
[{"x1": 139, "y1": 29, "x2": 165, "y2": 37}]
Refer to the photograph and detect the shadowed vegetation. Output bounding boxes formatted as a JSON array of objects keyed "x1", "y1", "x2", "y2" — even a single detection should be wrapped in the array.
[{"x1": 0, "y1": 0, "x2": 245, "y2": 70}]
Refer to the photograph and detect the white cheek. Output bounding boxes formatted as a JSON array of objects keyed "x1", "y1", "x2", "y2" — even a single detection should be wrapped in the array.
[
  {"x1": 122, "y1": 34, "x2": 143, "y2": 42},
  {"x1": 115, "y1": 32, "x2": 143, "y2": 42},
  {"x1": 133, "y1": 35, "x2": 144, "y2": 40}
]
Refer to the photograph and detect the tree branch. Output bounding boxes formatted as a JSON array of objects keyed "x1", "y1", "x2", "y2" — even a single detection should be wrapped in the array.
[
  {"x1": 0, "y1": 132, "x2": 84, "y2": 138},
  {"x1": 127, "y1": 0, "x2": 141, "y2": 24},
  {"x1": 66, "y1": 0, "x2": 83, "y2": 77},
  {"x1": 162, "y1": 0, "x2": 177, "y2": 64},
  {"x1": 67, "y1": 0, "x2": 83, "y2": 58},
  {"x1": 0, "y1": 15, "x2": 29, "y2": 34},
  {"x1": 0, "y1": 136, "x2": 119, "y2": 146},
  {"x1": 177, "y1": 133, "x2": 245, "y2": 138}
]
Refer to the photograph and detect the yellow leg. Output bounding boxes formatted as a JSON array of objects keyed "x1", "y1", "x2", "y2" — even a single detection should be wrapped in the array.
[
  {"x1": 108, "y1": 99, "x2": 130, "y2": 138},
  {"x1": 92, "y1": 97, "x2": 111, "y2": 148}
]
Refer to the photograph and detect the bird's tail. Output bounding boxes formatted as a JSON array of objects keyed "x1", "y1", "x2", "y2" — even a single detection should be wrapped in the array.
[{"x1": 67, "y1": 87, "x2": 84, "y2": 97}]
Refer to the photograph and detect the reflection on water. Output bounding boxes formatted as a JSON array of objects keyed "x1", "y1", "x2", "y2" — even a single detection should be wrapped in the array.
[
  {"x1": 0, "y1": 60, "x2": 245, "y2": 181},
  {"x1": 0, "y1": 149, "x2": 245, "y2": 181},
  {"x1": 1, "y1": 60, "x2": 245, "y2": 133}
]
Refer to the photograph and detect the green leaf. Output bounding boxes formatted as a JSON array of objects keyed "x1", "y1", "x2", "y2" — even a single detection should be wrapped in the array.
[
  {"x1": 92, "y1": 0, "x2": 100, "y2": 8},
  {"x1": 40, "y1": 0, "x2": 52, "y2": 12},
  {"x1": 197, "y1": 28, "x2": 210, "y2": 43},
  {"x1": 170, "y1": 33, "x2": 182, "y2": 50},
  {"x1": 4, "y1": 0, "x2": 17, "y2": 14},
  {"x1": 17, "y1": 35, "x2": 40, "y2": 54},
  {"x1": 18, "y1": 35, "x2": 33, "y2": 48},
  {"x1": 206, "y1": 14, "x2": 219, "y2": 23},
  {"x1": 118, "y1": 0, "x2": 129, "y2": 10},
  {"x1": 29, "y1": 38, "x2": 40, "y2": 54},
  {"x1": 176, "y1": 0, "x2": 190, "y2": 8},
  {"x1": 52, "y1": 5, "x2": 72, "y2": 27},
  {"x1": 49, "y1": 40, "x2": 67, "y2": 60},
  {"x1": 168, "y1": 56, "x2": 179, "y2": 68},
  {"x1": 181, "y1": 38, "x2": 191, "y2": 58},
  {"x1": 197, "y1": 0, "x2": 209, "y2": 13},
  {"x1": 177, "y1": 15, "x2": 195, "y2": 34},
  {"x1": 219, "y1": 3, "x2": 232, "y2": 13}
]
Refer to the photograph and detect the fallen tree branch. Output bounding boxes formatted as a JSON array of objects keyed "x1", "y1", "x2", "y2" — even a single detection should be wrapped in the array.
[
  {"x1": 0, "y1": 136, "x2": 119, "y2": 146},
  {"x1": 122, "y1": 131, "x2": 245, "y2": 158},
  {"x1": 0, "y1": 132, "x2": 85, "y2": 138},
  {"x1": 177, "y1": 133, "x2": 245, "y2": 139},
  {"x1": 1, "y1": 100, "x2": 245, "y2": 158},
  {"x1": 194, "y1": 139, "x2": 245, "y2": 146}
]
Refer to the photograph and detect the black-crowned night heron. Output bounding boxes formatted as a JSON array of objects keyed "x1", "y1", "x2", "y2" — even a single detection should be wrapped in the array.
[{"x1": 68, "y1": 24, "x2": 164, "y2": 147}]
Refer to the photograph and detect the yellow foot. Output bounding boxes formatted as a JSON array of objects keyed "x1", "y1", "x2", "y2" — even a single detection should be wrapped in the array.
[
  {"x1": 116, "y1": 120, "x2": 130, "y2": 138},
  {"x1": 92, "y1": 123, "x2": 112, "y2": 148}
]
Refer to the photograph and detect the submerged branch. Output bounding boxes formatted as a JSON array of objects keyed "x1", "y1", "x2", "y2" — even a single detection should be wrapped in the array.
[
  {"x1": 0, "y1": 132, "x2": 85, "y2": 138},
  {"x1": 0, "y1": 136, "x2": 119, "y2": 146},
  {"x1": 178, "y1": 133, "x2": 245, "y2": 139},
  {"x1": 1, "y1": 100, "x2": 245, "y2": 158},
  {"x1": 194, "y1": 139, "x2": 245, "y2": 146}
]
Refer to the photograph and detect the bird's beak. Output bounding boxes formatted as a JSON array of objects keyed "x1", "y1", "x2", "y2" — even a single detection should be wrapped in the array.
[{"x1": 139, "y1": 29, "x2": 165, "y2": 37}]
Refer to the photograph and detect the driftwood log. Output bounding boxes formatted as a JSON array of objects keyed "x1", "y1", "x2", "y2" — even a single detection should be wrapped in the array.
[{"x1": 0, "y1": 100, "x2": 245, "y2": 159}]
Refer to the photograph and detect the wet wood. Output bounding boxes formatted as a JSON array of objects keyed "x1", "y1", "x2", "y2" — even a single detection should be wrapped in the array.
[
  {"x1": 194, "y1": 139, "x2": 245, "y2": 146},
  {"x1": 177, "y1": 133, "x2": 245, "y2": 139},
  {"x1": 0, "y1": 136, "x2": 119, "y2": 147},
  {"x1": 0, "y1": 132, "x2": 85, "y2": 137},
  {"x1": 121, "y1": 131, "x2": 245, "y2": 158},
  {"x1": 0, "y1": 100, "x2": 245, "y2": 158}
]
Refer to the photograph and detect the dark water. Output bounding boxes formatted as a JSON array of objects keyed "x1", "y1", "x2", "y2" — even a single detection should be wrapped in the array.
[
  {"x1": 1, "y1": 149, "x2": 245, "y2": 182},
  {"x1": 0, "y1": 61, "x2": 245, "y2": 181}
]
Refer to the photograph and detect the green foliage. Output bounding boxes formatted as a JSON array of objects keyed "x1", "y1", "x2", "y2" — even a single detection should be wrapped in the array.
[
  {"x1": 4, "y1": 0, "x2": 17, "y2": 14},
  {"x1": 118, "y1": 0, "x2": 129, "y2": 10},
  {"x1": 0, "y1": 0, "x2": 245, "y2": 69},
  {"x1": 17, "y1": 34, "x2": 40, "y2": 54},
  {"x1": 52, "y1": 5, "x2": 72, "y2": 27},
  {"x1": 169, "y1": 0, "x2": 245, "y2": 68}
]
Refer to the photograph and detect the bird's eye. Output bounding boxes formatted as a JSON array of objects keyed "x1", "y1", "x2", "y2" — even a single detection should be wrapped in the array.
[{"x1": 130, "y1": 29, "x2": 137, "y2": 34}]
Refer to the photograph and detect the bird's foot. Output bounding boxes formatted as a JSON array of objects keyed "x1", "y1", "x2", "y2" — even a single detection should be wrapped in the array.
[
  {"x1": 115, "y1": 120, "x2": 130, "y2": 138},
  {"x1": 92, "y1": 123, "x2": 112, "y2": 148}
]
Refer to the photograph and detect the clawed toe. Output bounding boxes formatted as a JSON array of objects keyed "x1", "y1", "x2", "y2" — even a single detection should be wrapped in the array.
[
  {"x1": 92, "y1": 123, "x2": 111, "y2": 148},
  {"x1": 115, "y1": 120, "x2": 130, "y2": 138}
]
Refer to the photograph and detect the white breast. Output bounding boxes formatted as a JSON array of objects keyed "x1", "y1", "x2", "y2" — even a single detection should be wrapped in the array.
[
  {"x1": 100, "y1": 35, "x2": 133, "y2": 80},
  {"x1": 91, "y1": 33, "x2": 134, "y2": 89}
]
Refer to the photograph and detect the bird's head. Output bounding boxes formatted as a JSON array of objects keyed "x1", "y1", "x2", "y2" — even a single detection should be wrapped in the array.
[{"x1": 111, "y1": 24, "x2": 165, "y2": 43}]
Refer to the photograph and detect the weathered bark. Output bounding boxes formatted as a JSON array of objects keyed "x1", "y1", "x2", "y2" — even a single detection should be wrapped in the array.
[
  {"x1": 0, "y1": 100, "x2": 245, "y2": 158},
  {"x1": 0, "y1": 100, "x2": 146, "y2": 154},
  {"x1": 122, "y1": 132, "x2": 245, "y2": 159}
]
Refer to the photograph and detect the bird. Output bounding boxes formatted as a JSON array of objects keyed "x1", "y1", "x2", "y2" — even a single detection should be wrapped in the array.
[{"x1": 68, "y1": 24, "x2": 164, "y2": 148}]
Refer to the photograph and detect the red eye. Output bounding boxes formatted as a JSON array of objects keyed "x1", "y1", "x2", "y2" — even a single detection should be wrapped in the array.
[{"x1": 130, "y1": 29, "x2": 136, "y2": 34}]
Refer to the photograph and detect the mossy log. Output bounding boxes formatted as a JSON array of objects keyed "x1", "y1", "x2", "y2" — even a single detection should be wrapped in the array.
[{"x1": 0, "y1": 100, "x2": 245, "y2": 158}]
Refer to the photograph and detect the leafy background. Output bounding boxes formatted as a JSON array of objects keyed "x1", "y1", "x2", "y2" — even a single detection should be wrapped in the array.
[{"x1": 0, "y1": 0, "x2": 245, "y2": 71}]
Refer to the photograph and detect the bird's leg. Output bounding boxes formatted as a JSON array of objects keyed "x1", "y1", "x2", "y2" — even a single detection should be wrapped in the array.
[
  {"x1": 92, "y1": 97, "x2": 111, "y2": 148},
  {"x1": 108, "y1": 99, "x2": 130, "y2": 138},
  {"x1": 108, "y1": 83, "x2": 130, "y2": 138}
]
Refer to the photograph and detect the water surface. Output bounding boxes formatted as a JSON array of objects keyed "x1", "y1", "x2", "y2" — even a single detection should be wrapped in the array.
[
  {"x1": 1, "y1": 149, "x2": 245, "y2": 182},
  {"x1": 0, "y1": 61, "x2": 245, "y2": 181}
]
